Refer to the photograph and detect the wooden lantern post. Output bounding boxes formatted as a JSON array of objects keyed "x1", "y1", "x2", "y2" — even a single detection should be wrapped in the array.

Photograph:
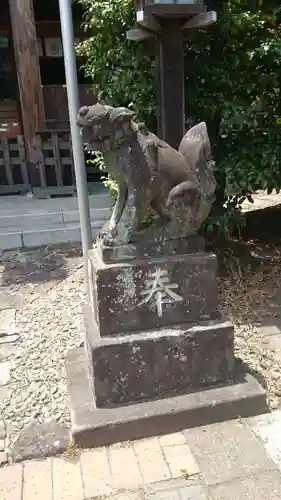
[{"x1": 127, "y1": 1, "x2": 216, "y2": 149}]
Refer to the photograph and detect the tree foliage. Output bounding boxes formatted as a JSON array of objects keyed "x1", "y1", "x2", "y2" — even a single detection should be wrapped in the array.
[
  {"x1": 76, "y1": 0, "x2": 281, "y2": 227},
  {"x1": 76, "y1": 0, "x2": 155, "y2": 128},
  {"x1": 185, "y1": 1, "x2": 281, "y2": 201}
]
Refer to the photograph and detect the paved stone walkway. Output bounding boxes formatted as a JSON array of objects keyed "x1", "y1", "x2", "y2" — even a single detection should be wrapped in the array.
[
  {"x1": 1, "y1": 412, "x2": 281, "y2": 499},
  {"x1": 241, "y1": 190, "x2": 281, "y2": 212}
]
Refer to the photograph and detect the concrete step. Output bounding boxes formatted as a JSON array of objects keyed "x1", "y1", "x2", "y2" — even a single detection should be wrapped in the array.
[
  {"x1": 0, "y1": 220, "x2": 107, "y2": 250},
  {"x1": 0, "y1": 195, "x2": 111, "y2": 213},
  {"x1": 0, "y1": 207, "x2": 111, "y2": 231},
  {"x1": 0, "y1": 191, "x2": 112, "y2": 216},
  {"x1": 0, "y1": 190, "x2": 115, "y2": 250}
]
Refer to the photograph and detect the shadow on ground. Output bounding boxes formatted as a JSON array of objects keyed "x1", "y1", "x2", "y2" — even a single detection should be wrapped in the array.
[
  {"x1": 241, "y1": 207, "x2": 281, "y2": 329},
  {"x1": 205, "y1": 205, "x2": 281, "y2": 326},
  {"x1": 205, "y1": 205, "x2": 281, "y2": 409},
  {"x1": 0, "y1": 243, "x2": 83, "y2": 286}
]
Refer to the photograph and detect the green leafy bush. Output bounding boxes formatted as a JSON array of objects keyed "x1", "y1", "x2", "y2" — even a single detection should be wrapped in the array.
[
  {"x1": 184, "y1": 1, "x2": 281, "y2": 201},
  {"x1": 76, "y1": 0, "x2": 156, "y2": 129},
  {"x1": 77, "y1": 0, "x2": 281, "y2": 233}
]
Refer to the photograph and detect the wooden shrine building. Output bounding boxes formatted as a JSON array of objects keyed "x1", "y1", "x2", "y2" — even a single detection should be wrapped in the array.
[{"x1": 0, "y1": 0, "x2": 96, "y2": 197}]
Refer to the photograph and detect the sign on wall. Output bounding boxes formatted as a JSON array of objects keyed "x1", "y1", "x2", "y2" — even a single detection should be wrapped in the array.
[
  {"x1": 44, "y1": 37, "x2": 81, "y2": 58},
  {"x1": 0, "y1": 37, "x2": 9, "y2": 49},
  {"x1": 44, "y1": 37, "x2": 63, "y2": 57}
]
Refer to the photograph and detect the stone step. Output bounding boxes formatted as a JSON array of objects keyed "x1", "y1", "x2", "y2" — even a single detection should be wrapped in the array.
[
  {"x1": 0, "y1": 220, "x2": 106, "y2": 251},
  {"x1": 0, "y1": 190, "x2": 116, "y2": 249},
  {"x1": 0, "y1": 207, "x2": 111, "y2": 230},
  {"x1": 0, "y1": 186, "x2": 110, "y2": 214}
]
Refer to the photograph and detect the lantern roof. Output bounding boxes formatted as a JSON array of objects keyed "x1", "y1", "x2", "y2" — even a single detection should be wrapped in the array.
[{"x1": 136, "y1": 0, "x2": 206, "y2": 19}]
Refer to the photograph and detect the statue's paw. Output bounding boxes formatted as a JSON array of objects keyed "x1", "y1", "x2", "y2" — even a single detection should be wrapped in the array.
[
  {"x1": 99, "y1": 227, "x2": 118, "y2": 246},
  {"x1": 97, "y1": 227, "x2": 106, "y2": 240},
  {"x1": 102, "y1": 233, "x2": 117, "y2": 247},
  {"x1": 98, "y1": 221, "x2": 117, "y2": 240}
]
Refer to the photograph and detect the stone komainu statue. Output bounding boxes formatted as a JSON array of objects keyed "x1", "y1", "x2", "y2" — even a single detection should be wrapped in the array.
[{"x1": 77, "y1": 103, "x2": 216, "y2": 246}]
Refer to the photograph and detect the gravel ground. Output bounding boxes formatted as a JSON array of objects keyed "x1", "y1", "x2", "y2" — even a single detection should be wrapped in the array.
[
  {"x1": 0, "y1": 245, "x2": 85, "y2": 448},
  {"x1": 218, "y1": 242, "x2": 281, "y2": 412},
  {"x1": 1, "y1": 240, "x2": 281, "y2": 451}
]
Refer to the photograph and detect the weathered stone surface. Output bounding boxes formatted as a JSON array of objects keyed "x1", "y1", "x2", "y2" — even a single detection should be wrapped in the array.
[
  {"x1": 11, "y1": 421, "x2": 70, "y2": 462},
  {"x1": 85, "y1": 309, "x2": 234, "y2": 407},
  {"x1": 66, "y1": 347, "x2": 267, "y2": 449},
  {"x1": 89, "y1": 248, "x2": 218, "y2": 336},
  {"x1": 77, "y1": 103, "x2": 216, "y2": 246},
  {"x1": 99, "y1": 234, "x2": 205, "y2": 263},
  {"x1": 184, "y1": 419, "x2": 276, "y2": 486},
  {"x1": 146, "y1": 477, "x2": 209, "y2": 500},
  {"x1": 247, "y1": 410, "x2": 281, "y2": 471},
  {"x1": 209, "y1": 470, "x2": 281, "y2": 500}
]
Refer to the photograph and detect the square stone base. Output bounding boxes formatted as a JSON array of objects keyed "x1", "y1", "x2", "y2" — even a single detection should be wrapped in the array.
[
  {"x1": 99, "y1": 234, "x2": 205, "y2": 263},
  {"x1": 85, "y1": 308, "x2": 235, "y2": 407},
  {"x1": 88, "y1": 248, "x2": 218, "y2": 337},
  {"x1": 66, "y1": 347, "x2": 268, "y2": 449}
]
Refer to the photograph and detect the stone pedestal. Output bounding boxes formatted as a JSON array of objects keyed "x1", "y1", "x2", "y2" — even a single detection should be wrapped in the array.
[
  {"x1": 66, "y1": 243, "x2": 267, "y2": 448},
  {"x1": 88, "y1": 247, "x2": 218, "y2": 336},
  {"x1": 85, "y1": 308, "x2": 234, "y2": 407}
]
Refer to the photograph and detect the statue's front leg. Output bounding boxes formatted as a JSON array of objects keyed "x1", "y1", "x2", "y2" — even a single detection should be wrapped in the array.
[
  {"x1": 120, "y1": 190, "x2": 148, "y2": 244},
  {"x1": 99, "y1": 182, "x2": 128, "y2": 244}
]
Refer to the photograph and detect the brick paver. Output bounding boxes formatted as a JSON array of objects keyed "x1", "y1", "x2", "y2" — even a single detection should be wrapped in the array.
[
  {"x1": 0, "y1": 463, "x2": 22, "y2": 500},
  {"x1": 81, "y1": 448, "x2": 113, "y2": 498},
  {"x1": 1, "y1": 418, "x2": 281, "y2": 500},
  {"x1": 133, "y1": 438, "x2": 171, "y2": 484},
  {"x1": 23, "y1": 459, "x2": 52, "y2": 500},
  {"x1": 52, "y1": 456, "x2": 83, "y2": 500},
  {"x1": 162, "y1": 443, "x2": 199, "y2": 478},
  {"x1": 158, "y1": 432, "x2": 186, "y2": 447},
  {"x1": 109, "y1": 447, "x2": 142, "y2": 489}
]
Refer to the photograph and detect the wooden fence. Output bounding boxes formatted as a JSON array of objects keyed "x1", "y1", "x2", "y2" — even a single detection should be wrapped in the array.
[
  {"x1": 0, "y1": 135, "x2": 29, "y2": 194},
  {"x1": 0, "y1": 131, "x2": 76, "y2": 196}
]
